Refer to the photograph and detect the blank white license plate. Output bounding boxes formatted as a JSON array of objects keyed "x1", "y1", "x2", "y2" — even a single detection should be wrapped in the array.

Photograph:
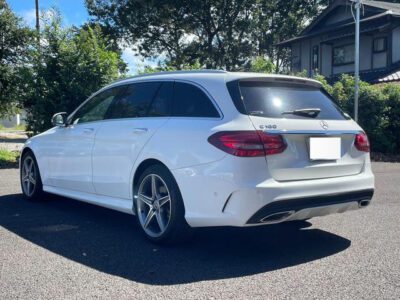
[{"x1": 309, "y1": 137, "x2": 341, "y2": 160}]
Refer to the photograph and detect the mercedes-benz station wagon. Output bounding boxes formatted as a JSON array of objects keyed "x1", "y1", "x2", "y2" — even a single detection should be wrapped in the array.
[{"x1": 20, "y1": 70, "x2": 374, "y2": 243}]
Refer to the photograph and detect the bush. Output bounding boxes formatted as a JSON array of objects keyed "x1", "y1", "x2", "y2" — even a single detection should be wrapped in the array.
[
  {"x1": 315, "y1": 74, "x2": 399, "y2": 154},
  {"x1": 381, "y1": 84, "x2": 400, "y2": 153}
]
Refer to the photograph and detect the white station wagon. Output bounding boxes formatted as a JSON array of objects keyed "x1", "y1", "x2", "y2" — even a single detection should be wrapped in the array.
[{"x1": 20, "y1": 70, "x2": 374, "y2": 243}]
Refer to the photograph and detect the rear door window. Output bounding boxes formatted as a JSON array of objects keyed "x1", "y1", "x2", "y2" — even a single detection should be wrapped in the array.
[
  {"x1": 107, "y1": 82, "x2": 161, "y2": 119},
  {"x1": 237, "y1": 81, "x2": 348, "y2": 120},
  {"x1": 173, "y1": 82, "x2": 220, "y2": 118}
]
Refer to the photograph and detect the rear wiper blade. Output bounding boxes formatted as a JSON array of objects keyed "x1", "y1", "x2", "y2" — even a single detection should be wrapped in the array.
[{"x1": 282, "y1": 108, "x2": 321, "y2": 118}]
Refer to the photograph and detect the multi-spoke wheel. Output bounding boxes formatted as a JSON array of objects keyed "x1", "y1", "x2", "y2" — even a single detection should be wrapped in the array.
[
  {"x1": 135, "y1": 165, "x2": 191, "y2": 244},
  {"x1": 137, "y1": 174, "x2": 171, "y2": 238},
  {"x1": 20, "y1": 151, "x2": 43, "y2": 200}
]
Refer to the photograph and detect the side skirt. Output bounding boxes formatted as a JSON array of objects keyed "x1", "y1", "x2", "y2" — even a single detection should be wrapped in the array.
[{"x1": 43, "y1": 185, "x2": 134, "y2": 215}]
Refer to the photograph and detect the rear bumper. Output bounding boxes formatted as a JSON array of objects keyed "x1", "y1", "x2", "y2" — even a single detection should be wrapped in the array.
[
  {"x1": 246, "y1": 189, "x2": 374, "y2": 224},
  {"x1": 172, "y1": 156, "x2": 375, "y2": 228}
]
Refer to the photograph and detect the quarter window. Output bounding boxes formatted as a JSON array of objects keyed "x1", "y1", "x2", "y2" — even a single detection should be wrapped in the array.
[
  {"x1": 148, "y1": 82, "x2": 173, "y2": 117},
  {"x1": 72, "y1": 86, "x2": 123, "y2": 124},
  {"x1": 173, "y1": 82, "x2": 219, "y2": 118}
]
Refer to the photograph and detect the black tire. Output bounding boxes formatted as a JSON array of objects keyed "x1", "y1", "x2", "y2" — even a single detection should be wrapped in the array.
[
  {"x1": 20, "y1": 151, "x2": 44, "y2": 201},
  {"x1": 134, "y1": 164, "x2": 192, "y2": 244}
]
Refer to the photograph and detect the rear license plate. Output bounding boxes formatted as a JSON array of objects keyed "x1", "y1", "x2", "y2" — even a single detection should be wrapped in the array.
[{"x1": 309, "y1": 137, "x2": 341, "y2": 160}]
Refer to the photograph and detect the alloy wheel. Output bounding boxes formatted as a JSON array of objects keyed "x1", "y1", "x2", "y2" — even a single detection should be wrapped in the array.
[
  {"x1": 21, "y1": 156, "x2": 37, "y2": 197},
  {"x1": 137, "y1": 174, "x2": 172, "y2": 238}
]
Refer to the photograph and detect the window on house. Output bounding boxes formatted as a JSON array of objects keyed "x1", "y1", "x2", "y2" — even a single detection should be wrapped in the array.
[
  {"x1": 312, "y1": 45, "x2": 319, "y2": 70},
  {"x1": 373, "y1": 37, "x2": 387, "y2": 53},
  {"x1": 333, "y1": 44, "x2": 354, "y2": 66}
]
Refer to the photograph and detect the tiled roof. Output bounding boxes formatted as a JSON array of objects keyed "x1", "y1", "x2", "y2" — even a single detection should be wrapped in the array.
[
  {"x1": 376, "y1": 71, "x2": 400, "y2": 83},
  {"x1": 359, "y1": 1, "x2": 400, "y2": 15},
  {"x1": 278, "y1": 0, "x2": 400, "y2": 46},
  {"x1": 328, "y1": 62, "x2": 400, "y2": 84}
]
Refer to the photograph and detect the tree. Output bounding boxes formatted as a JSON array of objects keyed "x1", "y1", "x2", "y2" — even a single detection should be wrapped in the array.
[
  {"x1": 0, "y1": 0, "x2": 33, "y2": 117},
  {"x1": 85, "y1": 0, "x2": 329, "y2": 71},
  {"x1": 23, "y1": 10, "x2": 126, "y2": 133},
  {"x1": 249, "y1": 56, "x2": 275, "y2": 73},
  {"x1": 251, "y1": 0, "x2": 329, "y2": 72}
]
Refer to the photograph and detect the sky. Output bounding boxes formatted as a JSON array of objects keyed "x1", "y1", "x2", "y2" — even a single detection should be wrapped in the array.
[{"x1": 7, "y1": 0, "x2": 156, "y2": 74}]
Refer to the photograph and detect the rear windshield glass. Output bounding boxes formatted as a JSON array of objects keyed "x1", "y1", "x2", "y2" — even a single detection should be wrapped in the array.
[{"x1": 238, "y1": 81, "x2": 348, "y2": 120}]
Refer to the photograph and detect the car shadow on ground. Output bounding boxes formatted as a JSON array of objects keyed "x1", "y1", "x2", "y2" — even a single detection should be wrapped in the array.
[{"x1": 0, "y1": 193, "x2": 351, "y2": 285}]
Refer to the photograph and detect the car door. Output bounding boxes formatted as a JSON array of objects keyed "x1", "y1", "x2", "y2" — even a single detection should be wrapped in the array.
[
  {"x1": 91, "y1": 81, "x2": 173, "y2": 199},
  {"x1": 48, "y1": 86, "x2": 125, "y2": 193}
]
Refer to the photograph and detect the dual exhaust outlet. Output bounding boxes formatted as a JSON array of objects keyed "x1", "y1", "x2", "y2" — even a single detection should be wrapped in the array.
[{"x1": 259, "y1": 199, "x2": 371, "y2": 224}]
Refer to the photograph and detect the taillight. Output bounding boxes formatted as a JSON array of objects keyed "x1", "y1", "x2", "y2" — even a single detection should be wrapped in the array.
[
  {"x1": 208, "y1": 131, "x2": 286, "y2": 157},
  {"x1": 354, "y1": 132, "x2": 370, "y2": 152}
]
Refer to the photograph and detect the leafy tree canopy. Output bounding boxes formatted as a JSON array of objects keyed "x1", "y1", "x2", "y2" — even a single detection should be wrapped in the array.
[
  {"x1": 85, "y1": 0, "x2": 329, "y2": 71},
  {"x1": 0, "y1": 0, "x2": 33, "y2": 117},
  {"x1": 23, "y1": 10, "x2": 126, "y2": 133}
]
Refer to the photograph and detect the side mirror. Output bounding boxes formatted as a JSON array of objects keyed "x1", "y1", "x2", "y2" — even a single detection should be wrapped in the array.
[{"x1": 51, "y1": 112, "x2": 68, "y2": 127}]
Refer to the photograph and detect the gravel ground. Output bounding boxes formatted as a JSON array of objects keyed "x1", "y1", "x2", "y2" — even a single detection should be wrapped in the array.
[{"x1": 0, "y1": 163, "x2": 399, "y2": 299}]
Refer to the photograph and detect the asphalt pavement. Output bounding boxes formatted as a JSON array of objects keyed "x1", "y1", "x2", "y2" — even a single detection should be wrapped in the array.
[{"x1": 0, "y1": 163, "x2": 399, "y2": 299}]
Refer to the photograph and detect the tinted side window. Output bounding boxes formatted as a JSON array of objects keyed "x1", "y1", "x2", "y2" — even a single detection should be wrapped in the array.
[
  {"x1": 173, "y1": 82, "x2": 220, "y2": 118},
  {"x1": 73, "y1": 86, "x2": 123, "y2": 124},
  {"x1": 148, "y1": 82, "x2": 173, "y2": 117},
  {"x1": 107, "y1": 82, "x2": 161, "y2": 119}
]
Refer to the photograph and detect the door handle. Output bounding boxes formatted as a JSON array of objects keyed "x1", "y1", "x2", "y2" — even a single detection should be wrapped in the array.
[{"x1": 133, "y1": 128, "x2": 148, "y2": 134}]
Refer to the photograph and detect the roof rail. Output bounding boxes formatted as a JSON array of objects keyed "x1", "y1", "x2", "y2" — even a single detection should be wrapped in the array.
[{"x1": 112, "y1": 69, "x2": 228, "y2": 84}]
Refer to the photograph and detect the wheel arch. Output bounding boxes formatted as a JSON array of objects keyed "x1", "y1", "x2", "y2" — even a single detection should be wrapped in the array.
[
  {"x1": 20, "y1": 147, "x2": 34, "y2": 167},
  {"x1": 133, "y1": 159, "x2": 170, "y2": 193},
  {"x1": 131, "y1": 158, "x2": 184, "y2": 214},
  {"x1": 21, "y1": 146, "x2": 33, "y2": 157}
]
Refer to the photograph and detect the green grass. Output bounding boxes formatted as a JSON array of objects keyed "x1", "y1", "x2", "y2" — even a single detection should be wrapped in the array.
[{"x1": 0, "y1": 149, "x2": 19, "y2": 168}]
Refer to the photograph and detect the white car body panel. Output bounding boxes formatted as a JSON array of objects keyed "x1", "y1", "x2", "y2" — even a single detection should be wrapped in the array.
[
  {"x1": 21, "y1": 71, "x2": 375, "y2": 228},
  {"x1": 92, "y1": 117, "x2": 168, "y2": 199}
]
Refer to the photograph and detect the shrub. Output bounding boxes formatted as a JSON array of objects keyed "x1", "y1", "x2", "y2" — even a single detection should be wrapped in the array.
[
  {"x1": 381, "y1": 84, "x2": 400, "y2": 153},
  {"x1": 312, "y1": 74, "x2": 398, "y2": 154}
]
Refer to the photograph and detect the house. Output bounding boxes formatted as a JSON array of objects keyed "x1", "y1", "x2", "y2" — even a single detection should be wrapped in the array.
[{"x1": 277, "y1": 0, "x2": 400, "y2": 84}]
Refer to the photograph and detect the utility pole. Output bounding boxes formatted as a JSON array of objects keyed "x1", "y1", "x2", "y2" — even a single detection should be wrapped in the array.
[
  {"x1": 35, "y1": 0, "x2": 40, "y2": 43},
  {"x1": 354, "y1": 0, "x2": 360, "y2": 122}
]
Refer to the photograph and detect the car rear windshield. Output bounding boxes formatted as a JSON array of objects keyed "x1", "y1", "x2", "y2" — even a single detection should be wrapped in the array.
[{"x1": 231, "y1": 81, "x2": 348, "y2": 120}]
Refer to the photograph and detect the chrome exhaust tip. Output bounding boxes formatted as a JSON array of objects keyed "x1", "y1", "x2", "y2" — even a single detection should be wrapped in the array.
[
  {"x1": 359, "y1": 199, "x2": 370, "y2": 208},
  {"x1": 260, "y1": 210, "x2": 295, "y2": 224}
]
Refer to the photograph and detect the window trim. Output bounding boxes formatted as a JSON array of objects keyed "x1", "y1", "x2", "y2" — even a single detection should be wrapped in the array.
[
  {"x1": 373, "y1": 37, "x2": 387, "y2": 54},
  {"x1": 332, "y1": 43, "x2": 355, "y2": 67},
  {"x1": 68, "y1": 79, "x2": 224, "y2": 124},
  {"x1": 171, "y1": 79, "x2": 223, "y2": 120}
]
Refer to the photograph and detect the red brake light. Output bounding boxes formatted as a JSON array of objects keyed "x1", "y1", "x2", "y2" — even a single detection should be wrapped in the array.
[
  {"x1": 354, "y1": 132, "x2": 370, "y2": 152},
  {"x1": 208, "y1": 131, "x2": 287, "y2": 157}
]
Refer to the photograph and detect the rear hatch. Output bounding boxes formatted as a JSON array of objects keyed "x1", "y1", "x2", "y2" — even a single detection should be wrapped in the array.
[{"x1": 228, "y1": 78, "x2": 367, "y2": 181}]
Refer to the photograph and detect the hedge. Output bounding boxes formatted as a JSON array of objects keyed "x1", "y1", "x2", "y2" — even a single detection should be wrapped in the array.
[{"x1": 312, "y1": 74, "x2": 399, "y2": 154}]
